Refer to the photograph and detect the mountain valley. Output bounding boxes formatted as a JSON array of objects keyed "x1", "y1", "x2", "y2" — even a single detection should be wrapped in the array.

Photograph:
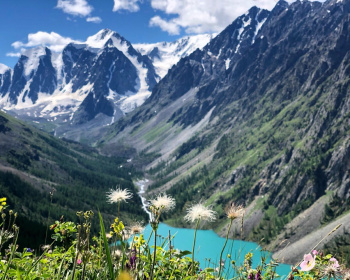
[
  {"x1": 100, "y1": 0, "x2": 350, "y2": 263},
  {"x1": 1, "y1": 0, "x2": 350, "y2": 265},
  {"x1": 0, "y1": 109, "x2": 147, "y2": 249}
]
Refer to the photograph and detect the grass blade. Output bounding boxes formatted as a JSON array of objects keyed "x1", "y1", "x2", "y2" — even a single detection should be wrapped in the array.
[{"x1": 98, "y1": 211, "x2": 114, "y2": 279}]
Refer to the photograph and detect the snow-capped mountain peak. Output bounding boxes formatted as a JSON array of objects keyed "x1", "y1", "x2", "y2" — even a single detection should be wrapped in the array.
[
  {"x1": 0, "y1": 63, "x2": 10, "y2": 75},
  {"x1": 21, "y1": 46, "x2": 48, "y2": 78},
  {"x1": 134, "y1": 33, "x2": 216, "y2": 78},
  {"x1": 85, "y1": 29, "x2": 121, "y2": 49}
]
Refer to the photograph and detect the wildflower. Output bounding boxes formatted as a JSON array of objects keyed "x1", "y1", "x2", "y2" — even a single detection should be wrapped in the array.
[
  {"x1": 134, "y1": 234, "x2": 145, "y2": 248},
  {"x1": 255, "y1": 271, "x2": 262, "y2": 280},
  {"x1": 244, "y1": 252, "x2": 253, "y2": 269},
  {"x1": 107, "y1": 188, "x2": 133, "y2": 203},
  {"x1": 184, "y1": 203, "x2": 216, "y2": 223},
  {"x1": 128, "y1": 222, "x2": 144, "y2": 235},
  {"x1": 344, "y1": 271, "x2": 350, "y2": 280},
  {"x1": 312, "y1": 249, "x2": 318, "y2": 255},
  {"x1": 41, "y1": 245, "x2": 50, "y2": 251},
  {"x1": 329, "y1": 257, "x2": 340, "y2": 268},
  {"x1": 117, "y1": 272, "x2": 133, "y2": 280},
  {"x1": 0, "y1": 197, "x2": 6, "y2": 211},
  {"x1": 77, "y1": 259, "x2": 82, "y2": 265},
  {"x1": 112, "y1": 249, "x2": 122, "y2": 259},
  {"x1": 111, "y1": 218, "x2": 124, "y2": 236},
  {"x1": 226, "y1": 203, "x2": 244, "y2": 220},
  {"x1": 300, "y1": 254, "x2": 315, "y2": 271},
  {"x1": 150, "y1": 194, "x2": 176, "y2": 213},
  {"x1": 126, "y1": 247, "x2": 137, "y2": 269},
  {"x1": 322, "y1": 264, "x2": 339, "y2": 278}
]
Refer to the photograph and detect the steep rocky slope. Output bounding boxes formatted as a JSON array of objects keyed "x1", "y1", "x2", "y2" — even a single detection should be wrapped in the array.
[{"x1": 101, "y1": 0, "x2": 350, "y2": 262}]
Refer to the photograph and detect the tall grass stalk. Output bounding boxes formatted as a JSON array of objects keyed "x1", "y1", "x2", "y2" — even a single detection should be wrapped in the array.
[{"x1": 99, "y1": 212, "x2": 114, "y2": 279}]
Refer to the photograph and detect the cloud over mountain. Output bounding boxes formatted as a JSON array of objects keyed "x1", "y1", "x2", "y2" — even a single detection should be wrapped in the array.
[
  {"x1": 11, "y1": 31, "x2": 80, "y2": 53},
  {"x1": 149, "y1": 0, "x2": 278, "y2": 34}
]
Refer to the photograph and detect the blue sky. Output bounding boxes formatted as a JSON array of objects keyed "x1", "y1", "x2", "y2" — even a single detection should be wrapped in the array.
[{"x1": 0, "y1": 0, "x2": 278, "y2": 68}]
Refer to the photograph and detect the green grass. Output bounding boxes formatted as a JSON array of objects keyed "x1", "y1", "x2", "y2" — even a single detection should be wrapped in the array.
[{"x1": 143, "y1": 121, "x2": 173, "y2": 143}]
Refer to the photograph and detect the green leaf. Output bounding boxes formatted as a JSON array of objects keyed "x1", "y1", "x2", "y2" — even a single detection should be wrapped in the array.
[{"x1": 177, "y1": 250, "x2": 192, "y2": 258}]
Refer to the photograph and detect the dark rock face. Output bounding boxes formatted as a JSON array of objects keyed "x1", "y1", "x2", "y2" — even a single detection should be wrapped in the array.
[
  {"x1": 0, "y1": 69, "x2": 12, "y2": 97},
  {"x1": 8, "y1": 56, "x2": 28, "y2": 104},
  {"x1": 26, "y1": 48, "x2": 57, "y2": 103}
]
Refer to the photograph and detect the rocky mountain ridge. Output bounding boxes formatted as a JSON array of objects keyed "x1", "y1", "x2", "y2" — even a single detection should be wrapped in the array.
[{"x1": 101, "y1": 0, "x2": 350, "y2": 262}]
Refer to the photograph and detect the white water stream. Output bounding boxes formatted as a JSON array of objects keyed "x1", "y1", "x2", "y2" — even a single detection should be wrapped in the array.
[{"x1": 135, "y1": 179, "x2": 152, "y2": 221}]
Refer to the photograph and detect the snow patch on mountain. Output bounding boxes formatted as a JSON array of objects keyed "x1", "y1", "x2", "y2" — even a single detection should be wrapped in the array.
[
  {"x1": 110, "y1": 36, "x2": 149, "y2": 94},
  {"x1": 252, "y1": 12, "x2": 268, "y2": 44},
  {"x1": 0, "y1": 64, "x2": 10, "y2": 74},
  {"x1": 22, "y1": 47, "x2": 46, "y2": 78},
  {"x1": 51, "y1": 52, "x2": 64, "y2": 83},
  {"x1": 134, "y1": 34, "x2": 215, "y2": 78}
]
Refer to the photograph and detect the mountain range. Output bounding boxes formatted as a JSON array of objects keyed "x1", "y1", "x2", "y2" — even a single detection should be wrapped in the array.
[
  {"x1": 1, "y1": 0, "x2": 350, "y2": 264},
  {"x1": 0, "y1": 31, "x2": 212, "y2": 142}
]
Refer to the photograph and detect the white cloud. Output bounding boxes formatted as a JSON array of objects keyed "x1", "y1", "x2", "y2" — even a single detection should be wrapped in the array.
[
  {"x1": 86, "y1": 16, "x2": 102, "y2": 23},
  {"x1": 150, "y1": 0, "x2": 277, "y2": 34},
  {"x1": 11, "y1": 31, "x2": 80, "y2": 53},
  {"x1": 113, "y1": 0, "x2": 142, "y2": 12},
  {"x1": 149, "y1": 16, "x2": 180, "y2": 35},
  {"x1": 56, "y1": 0, "x2": 93, "y2": 17},
  {"x1": 6, "y1": 52, "x2": 21, "y2": 57}
]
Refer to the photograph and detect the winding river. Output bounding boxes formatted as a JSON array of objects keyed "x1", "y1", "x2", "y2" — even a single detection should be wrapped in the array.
[{"x1": 136, "y1": 180, "x2": 291, "y2": 279}]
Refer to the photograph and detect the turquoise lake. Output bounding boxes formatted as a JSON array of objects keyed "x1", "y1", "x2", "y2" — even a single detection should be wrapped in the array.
[{"x1": 141, "y1": 223, "x2": 291, "y2": 279}]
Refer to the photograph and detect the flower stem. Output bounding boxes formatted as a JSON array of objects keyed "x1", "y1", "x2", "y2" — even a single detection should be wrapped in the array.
[
  {"x1": 150, "y1": 227, "x2": 158, "y2": 280},
  {"x1": 191, "y1": 219, "x2": 200, "y2": 275},
  {"x1": 117, "y1": 201, "x2": 120, "y2": 219},
  {"x1": 218, "y1": 219, "x2": 233, "y2": 279}
]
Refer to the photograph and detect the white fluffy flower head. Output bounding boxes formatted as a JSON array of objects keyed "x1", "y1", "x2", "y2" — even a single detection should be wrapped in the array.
[
  {"x1": 129, "y1": 222, "x2": 145, "y2": 235},
  {"x1": 184, "y1": 203, "x2": 216, "y2": 223},
  {"x1": 107, "y1": 187, "x2": 133, "y2": 203},
  {"x1": 150, "y1": 194, "x2": 176, "y2": 213},
  {"x1": 226, "y1": 203, "x2": 244, "y2": 220}
]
